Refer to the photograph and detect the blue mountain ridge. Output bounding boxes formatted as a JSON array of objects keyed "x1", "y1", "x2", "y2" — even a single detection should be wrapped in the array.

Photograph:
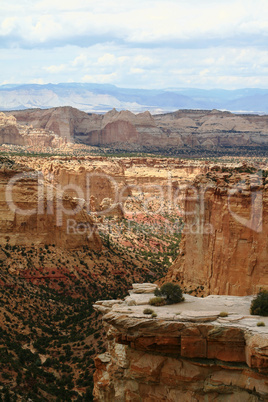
[{"x1": 0, "y1": 83, "x2": 267, "y2": 114}]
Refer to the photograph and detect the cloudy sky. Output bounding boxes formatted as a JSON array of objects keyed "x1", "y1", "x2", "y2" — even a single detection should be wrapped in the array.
[{"x1": 0, "y1": 0, "x2": 268, "y2": 89}]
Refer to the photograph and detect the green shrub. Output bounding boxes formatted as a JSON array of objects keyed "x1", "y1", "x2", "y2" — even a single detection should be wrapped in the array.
[
  {"x1": 154, "y1": 282, "x2": 184, "y2": 305},
  {"x1": 257, "y1": 321, "x2": 265, "y2": 327},
  {"x1": 143, "y1": 308, "x2": 154, "y2": 315},
  {"x1": 219, "y1": 311, "x2": 228, "y2": 317},
  {"x1": 250, "y1": 290, "x2": 268, "y2": 316},
  {"x1": 151, "y1": 312, "x2": 157, "y2": 318},
  {"x1": 149, "y1": 297, "x2": 166, "y2": 306}
]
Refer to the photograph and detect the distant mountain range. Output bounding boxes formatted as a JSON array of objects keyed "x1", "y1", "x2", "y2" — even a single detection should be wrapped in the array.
[{"x1": 0, "y1": 83, "x2": 268, "y2": 114}]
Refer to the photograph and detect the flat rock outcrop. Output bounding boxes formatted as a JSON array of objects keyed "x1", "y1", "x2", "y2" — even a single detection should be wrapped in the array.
[{"x1": 93, "y1": 284, "x2": 268, "y2": 401}]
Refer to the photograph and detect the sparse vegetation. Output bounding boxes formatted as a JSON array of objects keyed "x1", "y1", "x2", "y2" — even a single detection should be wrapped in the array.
[
  {"x1": 149, "y1": 296, "x2": 166, "y2": 306},
  {"x1": 250, "y1": 290, "x2": 268, "y2": 316},
  {"x1": 0, "y1": 240, "x2": 163, "y2": 401},
  {"x1": 143, "y1": 308, "x2": 154, "y2": 315},
  {"x1": 219, "y1": 311, "x2": 228, "y2": 317},
  {"x1": 257, "y1": 321, "x2": 265, "y2": 327},
  {"x1": 1, "y1": 150, "x2": 267, "y2": 400},
  {"x1": 154, "y1": 283, "x2": 184, "y2": 305}
]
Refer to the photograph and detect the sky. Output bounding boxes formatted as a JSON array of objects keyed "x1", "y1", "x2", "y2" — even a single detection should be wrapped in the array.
[{"x1": 0, "y1": 0, "x2": 268, "y2": 89}]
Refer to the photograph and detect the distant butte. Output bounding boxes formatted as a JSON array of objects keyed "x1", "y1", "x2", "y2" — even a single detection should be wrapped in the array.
[{"x1": 3, "y1": 106, "x2": 268, "y2": 152}]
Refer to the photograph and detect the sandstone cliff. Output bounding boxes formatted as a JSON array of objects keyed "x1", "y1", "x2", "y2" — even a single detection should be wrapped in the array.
[
  {"x1": 93, "y1": 284, "x2": 268, "y2": 401},
  {"x1": 0, "y1": 157, "x2": 101, "y2": 250},
  {"x1": 0, "y1": 112, "x2": 66, "y2": 148},
  {"x1": 8, "y1": 107, "x2": 268, "y2": 152},
  {"x1": 0, "y1": 112, "x2": 24, "y2": 146},
  {"x1": 12, "y1": 156, "x2": 212, "y2": 217},
  {"x1": 13, "y1": 156, "x2": 131, "y2": 213},
  {"x1": 166, "y1": 168, "x2": 268, "y2": 296}
]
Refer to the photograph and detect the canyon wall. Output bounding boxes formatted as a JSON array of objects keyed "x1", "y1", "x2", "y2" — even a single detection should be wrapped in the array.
[
  {"x1": 6, "y1": 155, "x2": 267, "y2": 295},
  {"x1": 0, "y1": 157, "x2": 101, "y2": 250},
  {"x1": 166, "y1": 168, "x2": 268, "y2": 296},
  {"x1": 93, "y1": 285, "x2": 268, "y2": 401},
  {"x1": 8, "y1": 107, "x2": 268, "y2": 152},
  {"x1": 0, "y1": 112, "x2": 66, "y2": 148},
  {"x1": 13, "y1": 156, "x2": 130, "y2": 212},
  {"x1": 0, "y1": 113, "x2": 24, "y2": 146},
  {"x1": 13, "y1": 156, "x2": 210, "y2": 213}
]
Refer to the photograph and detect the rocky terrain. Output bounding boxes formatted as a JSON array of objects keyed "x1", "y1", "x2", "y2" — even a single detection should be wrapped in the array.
[
  {"x1": 0, "y1": 151, "x2": 267, "y2": 399},
  {"x1": 0, "y1": 156, "x2": 101, "y2": 250},
  {"x1": 4, "y1": 155, "x2": 204, "y2": 280},
  {"x1": 0, "y1": 112, "x2": 66, "y2": 149},
  {"x1": 12, "y1": 155, "x2": 209, "y2": 206},
  {"x1": 93, "y1": 283, "x2": 268, "y2": 401},
  {"x1": 6, "y1": 107, "x2": 268, "y2": 155},
  {"x1": 0, "y1": 155, "x2": 189, "y2": 400},
  {"x1": 3, "y1": 155, "x2": 268, "y2": 297},
  {"x1": 0, "y1": 245, "x2": 162, "y2": 400},
  {"x1": 166, "y1": 166, "x2": 268, "y2": 296}
]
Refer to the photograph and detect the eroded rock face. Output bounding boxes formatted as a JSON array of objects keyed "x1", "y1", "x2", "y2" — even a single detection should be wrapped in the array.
[
  {"x1": 93, "y1": 285, "x2": 268, "y2": 401},
  {"x1": 8, "y1": 107, "x2": 268, "y2": 151},
  {"x1": 6, "y1": 107, "x2": 84, "y2": 142},
  {"x1": 0, "y1": 112, "x2": 24, "y2": 146},
  {"x1": 166, "y1": 169, "x2": 268, "y2": 296},
  {"x1": 14, "y1": 156, "x2": 130, "y2": 213},
  {"x1": 0, "y1": 112, "x2": 66, "y2": 148},
  {"x1": 0, "y1": 157, "x2": 101, "y2": 250},
  {"x1": 12, "y1": 156, "x2": 212, "y2": 222}
]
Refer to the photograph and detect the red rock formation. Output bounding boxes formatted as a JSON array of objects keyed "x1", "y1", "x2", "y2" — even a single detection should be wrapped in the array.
[
  {"x1": 8, "y1": 107, "x2": 268, "y2": 151},
  {"x1": 93, "y1": 287, "x2": 268, "y2": 401},
  {"x1": 166, "y1": 169, "x2": 268, "y2": 296},
  {"x1": 0, "y1": 112, "x2": 24, "y2": 146},
  {"x1": 6, "y1": 107, "x2": 87, "y2": 142},
  {"x1": 13, "y1": 156, "x2": 210, "y2": 217},
  {"x1": 17, "y1": 156, "x2": 131, "y2": 212},
  {"x1": 0, "y1": 157, "x2": 101, "y2": 250},
  {"x1": 0, "y1": 112, "x2": 66, "y2": 148}
]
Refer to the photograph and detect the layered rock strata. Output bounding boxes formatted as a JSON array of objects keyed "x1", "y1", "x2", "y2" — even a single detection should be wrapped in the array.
[
  {"x1": 93, "y1": 284, "x2": 268, "y2": 401},
  {"x1": 13, "y1": 156, "x2": 130, "y2": 213},
  {"x1": 0, "y1": 157, "x2": 101, "y2": 249},
  {"x1": 13, "y1": 156, "x2": 212, "y2": 214},
  {"x1": 166, "y1": 169, "x2": 268, "y2": 296},
  {"x1": 0, "y1": 112, "x2": 66, "y2": 148},
  {"x1": 8, "y1": 107, "x2": 268, "y2": 151}
]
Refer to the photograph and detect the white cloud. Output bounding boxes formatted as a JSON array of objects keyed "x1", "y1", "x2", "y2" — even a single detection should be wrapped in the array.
[
  {"x1": 29, "y1": 78, "x2": 45, "y2": 84},
  {"x1": 0, "y1": 0, "x2": 268, "y2": 89},
  {"x1": 30, "y1": 15, "x2": 64, "y2": 43},
  {"x1": 82, "y1": 72, "x2": 117, "y2": 83},
  {"x1": 72, "y1": 54, "x2": 89, "y2": 67},
  {"x1": 129, "y1": 68, "x2": 145, "y2": 74},
  {"x1": 34, "y1": 0, "x2": 139, "y2": 13},
  {"x1": 199, "y1": 69, "x2": 210, "y2": 77},
  {"x1": 1, "y1": 43, "x2": 268, "y2": 89},
  {"x1": 44, "y1": 64, "x2": 66, "y2": 73},
  {"x1": 1, "y1": 0, "x2": 267, "y2": 48},
  {"x1": 1, "y1": 17, "x2": 17, "y2": 35},
  {"x1": 133, "y1": 55, "x2": 153, "y2": 67},
  {"x1": 97, "y1": 54, "x2": 117, "y2": 66}
]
